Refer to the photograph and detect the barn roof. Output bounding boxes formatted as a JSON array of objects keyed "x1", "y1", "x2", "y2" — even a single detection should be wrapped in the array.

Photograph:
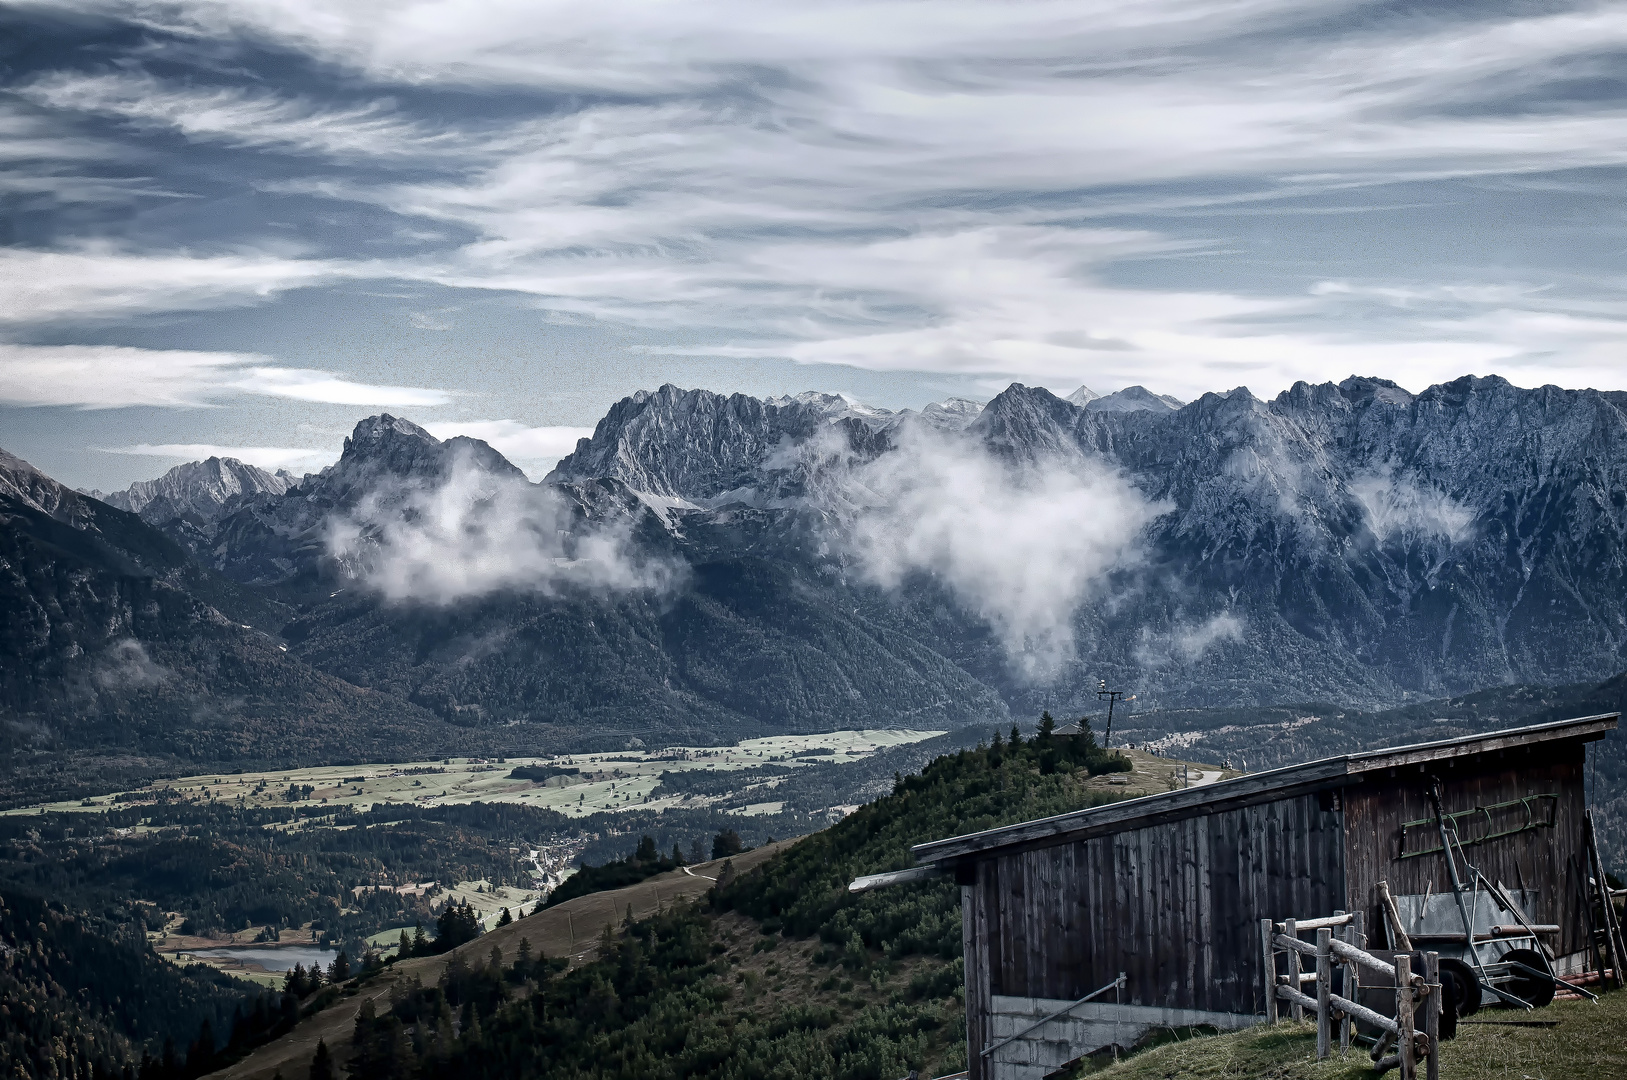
[{"x1": 911, "y1": 712, "x2": 1617, "y2": 865}]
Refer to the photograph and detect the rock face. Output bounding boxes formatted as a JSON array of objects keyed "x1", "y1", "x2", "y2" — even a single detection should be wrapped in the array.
[
  {"x1": 91, "y1": 457, "x2": 290, "y2": 524},
  {"x1": 0, "y1": 449, "x2": 446, "y2": 794},
  {"x1": 547, "y1": 385, "x2": 847, "y2": 503},
  {"x1": 9, "y1": 373, "x2": 1627, "y2": 766},
  {"x1": 1084, "y1": 385, "x2": 1185, "y2": 413},
  {"x1": 537, "y1": 375, "x2": 1627, "y2": 711},
  {"x1": 180, "y1": 414, "x2": 526, "y2": 585}
]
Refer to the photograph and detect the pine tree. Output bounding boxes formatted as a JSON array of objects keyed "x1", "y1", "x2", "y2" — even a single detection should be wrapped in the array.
[
  {"x1": 496, "y1": 907, "x2": 512, "y2": 927},
  {"x1": 308, "y1": 1040, "x2": 334, "y2": 1080},
  {"x1": 186, "y1": 1018, "x2": 215, "y2": 1076},
  {"x1": 711, "y1": 829, "x2": 743, "y2": 860}
]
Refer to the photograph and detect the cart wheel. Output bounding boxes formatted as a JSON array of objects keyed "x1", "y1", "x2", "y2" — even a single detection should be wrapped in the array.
[
  {"x1": 1500, "y1": 948, "x2": 1555, "y2": 1008},
  {"x1": 1438, "y1": 958, "x2": 1480, "y2": 1017},
  {"x1": 1436, "y1": 967, "x2": 1460, "y2": 1040}
]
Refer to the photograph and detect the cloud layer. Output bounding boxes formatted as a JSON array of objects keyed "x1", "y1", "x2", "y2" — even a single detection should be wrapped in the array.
[
  {"x1": 6, "y1": 0, "x2": 1627, "y2": 447},
  {"x1": 325, "y1": 450, "x2": 676, "y2": 604},
  {"x1": 0, "y1": 343, "x2": 453, "y2": 409},
  {"x1": 422, "y1": 420, "x2": 594, "y2": 479},
  {"x1": 842, "y1": 426, "x2": 1162, "y2": 678}
]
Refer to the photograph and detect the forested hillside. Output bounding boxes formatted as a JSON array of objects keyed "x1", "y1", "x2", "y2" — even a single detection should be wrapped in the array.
[
  {"x1": 0, "y1": 890, "x2": 266, "y2": 1080},
  {"x1": 267, "y1": 721, "x2": 1131, "y2": 1080}
]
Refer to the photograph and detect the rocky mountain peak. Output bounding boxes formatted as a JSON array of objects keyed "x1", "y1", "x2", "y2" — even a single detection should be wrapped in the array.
[
  {"x1": 94, "y1": 457, "x2": 291, "y2": 526},
  {"x1": 916, "y1": 397, "x2": 985, "y2": 431},
  {"x1": 763, "y1": 391, "x2": 895, "y2": 428},
  {"x1": 333, "y1": 415, "x2": 524, "y2": 488},
  {"x1": 1, "y1": 448, "x2": 79, "y2": 521},
  {"x1": 969, "y1": 383, "x2": 1090, "y2": 460},
  {"x1": 343, "y1": 413, "x2": 436, "y2": 456},
  {"x1": 1085, "y1": 385, "x2": 1185, "y2": 413},
  {"x1": 547, "y1": 386, "x2": 832, "y2": 501},
  {"x1": 1066, "y1": 385, "x2": 1100, "y2": 406},
  {"x1": 1336, "y1": 376, "x2": 1414, "y2": 408}
]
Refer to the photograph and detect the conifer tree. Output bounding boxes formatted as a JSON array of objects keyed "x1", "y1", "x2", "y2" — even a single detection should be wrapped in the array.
[{"x1": 308, "y1": 1040, "x2": 334, "y2": 1080}]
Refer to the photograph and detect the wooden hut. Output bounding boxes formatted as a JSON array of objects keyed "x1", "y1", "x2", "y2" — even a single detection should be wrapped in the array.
[{"x1": 907, "y1": 714, "x2": 1618, "y2": 1080}]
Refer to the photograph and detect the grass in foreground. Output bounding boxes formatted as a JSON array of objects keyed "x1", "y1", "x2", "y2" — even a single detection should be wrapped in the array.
[{"x1": 1089, "y1": 989, "x2": 1627, "y2": 1080}]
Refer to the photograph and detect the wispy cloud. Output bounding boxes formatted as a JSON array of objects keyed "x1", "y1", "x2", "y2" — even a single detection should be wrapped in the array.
[
  {"x1": 841, "y1": 424, "x2": 1162, "y2": 679},
  {"x1": 99, "y1": 443, "x2": 337, "y2": 471},
  {"x1": 421, "y1": 419, "x2": 593, "y2": 477},
  {"x1": 0, "y1": 246, "x2": 358, "y2": 323},
  {"x1": 20, "y1": 71, "x2": 467, "y2": 159},
  {"x1": 11, "y1": 0, "x2": 1627, "y2": 400},
  {"x1": 0, "y1": 343, "x2": 454, "y2": 409},
  {"x1": 326, "y1": 447, "x2": 679, "y2": 604}
]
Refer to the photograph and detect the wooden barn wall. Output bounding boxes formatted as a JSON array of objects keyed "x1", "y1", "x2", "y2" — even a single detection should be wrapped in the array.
[
  {"x1": 1341, "y1": 741, "x2": 1589, "y2": 959},
  {"x1": 968, "y1": 792, "x2": 1345, "y2": 1023}
]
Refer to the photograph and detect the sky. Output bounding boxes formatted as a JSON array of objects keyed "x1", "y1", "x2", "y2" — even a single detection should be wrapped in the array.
[{"x1": 4, "y1": 0, "x2": 1627, "y2": 490}]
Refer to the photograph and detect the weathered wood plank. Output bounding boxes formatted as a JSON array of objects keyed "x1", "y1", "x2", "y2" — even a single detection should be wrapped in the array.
[{"x1": 963, "y1": 882, "x2": 986, "y2": 1080}]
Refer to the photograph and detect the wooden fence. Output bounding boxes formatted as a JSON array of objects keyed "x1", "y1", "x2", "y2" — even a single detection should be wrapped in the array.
[{"x1": 1262, "y1": 911, "x2": 1441, "y2": 1080}]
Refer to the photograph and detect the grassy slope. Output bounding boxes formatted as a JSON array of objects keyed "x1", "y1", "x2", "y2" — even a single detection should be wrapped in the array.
[
  {"x1": 209, "y1": 738, "x2": 1206, "y2": 1080},
  {"x1": 210, "y1": 843, "x2": 794, "y2": 1080},
  {"x1": 1089, "y1": 992, "x2": 1627, "y2": 1080}
]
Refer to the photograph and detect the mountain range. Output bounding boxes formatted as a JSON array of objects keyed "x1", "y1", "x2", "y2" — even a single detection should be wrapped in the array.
[{"x1": 6, "y1": 373, "x2": 1627, "y2": 802}]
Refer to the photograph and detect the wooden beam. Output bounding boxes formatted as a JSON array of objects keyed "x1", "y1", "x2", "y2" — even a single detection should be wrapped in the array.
[
  {"x1": 1277, "y1": 913, "x2": 1354, "y2": 932},
  {"x1": 1261, "y1": 918, "x2": 1278, "y2": 1024},
  {"x1": 1286, "y1": 919, "x2": 1303, "y2": 1021},
  {"x1": 847, "y1": 865, "x2": 941, "y2": 892},
  {"x1": 1316, "y1": 929, "x2": 1332, "y2": 1060},
  {"x1": 1377, "y1": 881, "x2": 1413, "y2": 952},
  {"x1": 1350, "y1": 715, "x2": 1616, "y2": 773}
]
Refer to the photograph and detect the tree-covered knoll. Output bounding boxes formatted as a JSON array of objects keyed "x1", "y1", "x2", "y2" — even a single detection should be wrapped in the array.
[
  {"x1": 0, "y1": 888, "x2": 269, "y2": 1080},
  {"x1": 278, "y1": 716, "x2": 1130, "y2": 1080},
  {"x1": 717, "y1": 716, "x2": 1129, "y2": 959}
]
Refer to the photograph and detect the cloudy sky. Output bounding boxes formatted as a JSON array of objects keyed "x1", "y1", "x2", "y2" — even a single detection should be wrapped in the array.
[{"x1": 5, "y1": 0, "x2": 1627, "y2": 489}]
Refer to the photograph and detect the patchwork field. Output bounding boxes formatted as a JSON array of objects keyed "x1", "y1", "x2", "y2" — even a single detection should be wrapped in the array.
[{"x1": 2, "y1": 729, "x2": 945, "y2": 819}]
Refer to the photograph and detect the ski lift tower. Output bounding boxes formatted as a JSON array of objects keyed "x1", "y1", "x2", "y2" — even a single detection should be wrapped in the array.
[{"x1": 1097, "y1": 680, "x2": 1128, "y2": 749}]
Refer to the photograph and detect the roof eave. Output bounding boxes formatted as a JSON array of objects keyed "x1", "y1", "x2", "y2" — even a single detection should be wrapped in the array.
[{"x1": 911, "y1": 712, "x2": 1617, "y2": 866}]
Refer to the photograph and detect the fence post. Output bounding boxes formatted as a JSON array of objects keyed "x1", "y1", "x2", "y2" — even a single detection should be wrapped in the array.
[
  {"x1": 1423, "y1": 952, "x2": 1439, "y2": 1080},
  {"x1": 1316, "y1": 928, "x2": 1332, "y2": 1060},
  {"x1": 1285, "y1": 918, "x2": 1302, "y2": 1021},
  {"x1": 1336, "y1": 910, "x2": 1352, "y2": 1055},
  {"x1": 1260, "y1": 918, "x2": 1278, "y2": 1023},
  {"x1": 1396, "y1": 953, "x2": 1416, "y2": 1080}
]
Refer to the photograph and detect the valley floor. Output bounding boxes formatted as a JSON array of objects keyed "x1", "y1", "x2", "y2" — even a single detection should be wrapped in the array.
[{"x1": 3, "y1": 729, "x2": 945, "y2": 820}]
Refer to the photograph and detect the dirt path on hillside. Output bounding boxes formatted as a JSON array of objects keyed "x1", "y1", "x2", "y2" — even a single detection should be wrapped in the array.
[{"x1": 209, "y1": 841, "x2": 793, "y2": 1080}]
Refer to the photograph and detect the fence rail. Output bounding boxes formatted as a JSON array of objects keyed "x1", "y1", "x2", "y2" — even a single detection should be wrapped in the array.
[{"x1": 1262, "y1": 912, "x2": 1441, "y2": 1080}]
